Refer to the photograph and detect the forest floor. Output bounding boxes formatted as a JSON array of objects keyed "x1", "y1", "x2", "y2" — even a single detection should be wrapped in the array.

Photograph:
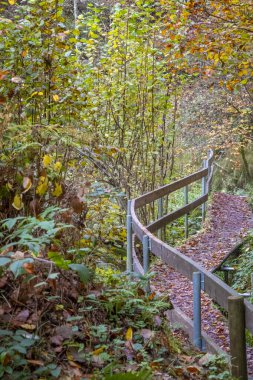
[{"x1": 152, "y1": 192, "x2": 253, "y2": 375}]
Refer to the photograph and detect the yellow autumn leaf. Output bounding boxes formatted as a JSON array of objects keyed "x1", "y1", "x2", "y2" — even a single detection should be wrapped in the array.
[
  {"x1": 8, "y1": 0, "x2": 16, "y2": 5},
  {"x1": 36, "y1": 176, "x2": 49, "y2": 196},
  {"x1": 43, "y1": 155, "x2": 52, "y2": 167},
  {"x1": 6, "y1": 182, "x2": 13, "y2": 191},
  {"x1": 53, "y1": 94, "x2": 59, "y2": 102},
  {"x1": 22, "y1": 177, "x2": 32, "y2": 193},
  {"x1": 52, "y1": 183, "x2": 63, "y2": 197},
  {"x1": 125, "y1": 327, "x2": 133, "y2": 341},
  {"x1": 54, "y1": 161, "x2": 62, "y2": 172},
  {"x1": 92, "y1": 347, "x2": 104, "y2": 356},
  {"x1": 21, "y1": 49, "x2": 28, "y2": 58},
  {"x1": 12, "y1": 194, "x2": 24, "y2": 210}
]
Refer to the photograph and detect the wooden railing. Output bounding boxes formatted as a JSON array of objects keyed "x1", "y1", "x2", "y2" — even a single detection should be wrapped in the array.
[{"x1": 127, "y1": 151, "x2": 253, "y2": 379}]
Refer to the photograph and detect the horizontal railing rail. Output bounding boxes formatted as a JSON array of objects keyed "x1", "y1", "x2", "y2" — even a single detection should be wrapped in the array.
[{"x1": 127, "y1": 150, "x2": 253, "y2": 379}]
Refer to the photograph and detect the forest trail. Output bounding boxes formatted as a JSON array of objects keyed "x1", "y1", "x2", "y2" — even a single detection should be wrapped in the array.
[{"x1": 151, "y1": 192, "x2": 253, "y2": 374}]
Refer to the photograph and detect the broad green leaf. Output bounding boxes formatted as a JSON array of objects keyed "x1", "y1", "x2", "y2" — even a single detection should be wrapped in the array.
[
  {"x1": 68, "y1": 263, "x2": 92, "y2": 284},
  {"x1": 9, "y1": 258, "x2": 34, "y2": 278},
  {"x1": 0, "y1": 257, "x2": 11, "y2": 266}
]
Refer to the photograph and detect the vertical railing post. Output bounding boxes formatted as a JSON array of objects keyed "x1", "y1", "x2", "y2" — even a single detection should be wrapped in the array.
[
  {"x1": 228, "y1": 296, "x2": 248, "y2": 380},
  {"x1": 143, "y1": 235, "x2": 149, "y2": 274},
  {"x1": 127, "y1": 200, "x2": 133, "y2": 272},
  {"x1": 207, "y1": 150, "x2": 212, "y2": 178},
  {"x1": 184, "y1": 185, "x2": 189, "y2": 239},
  {"x1": 143, "y1": 235, "x2": 150, "y2": 293},
  {"x1": 193, "y1": 272, "x2": 202, "y2": 350},
  {"x1": 202, "y1": 160, "x2": 207, "y2": 222},
  {"x1": 158, "y1": 198, "x2": 163, "y2": 240}
]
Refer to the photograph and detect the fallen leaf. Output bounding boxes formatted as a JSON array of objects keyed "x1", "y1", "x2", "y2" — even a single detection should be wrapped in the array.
[
  {"x1": 22, "y1": 177, "x2": 32, "y2": 193},
  {"x1": 23, "y1": 262, "x2": 35, "y2": 274},
  {"x1": 20, "y1": 324, "x2": 36, "y2": 330},
  {"x1": 12, "y1": 194, "x2": 24, "y2": 210},
  {"x1": 92, "y1": 347, "x2": 104, "y2": 356},
  {"x1": 148, "y1": 292, "x2": 156, "y2": 300},
  {"x1": 51, "y1": 335, "x2": 64, "y2": 346},
  {"x1": 43, "y1": 155, "x2": 52, "y2": 167},
  {"x1": 125, "y1": 327, "x2": 133, "y2": 341},
  {"x1": 52, "y1": 183, "x2": 63, "y2": 197},
  {"x1": 187, "y1": 366, "x2": 200, "y2": 374},
  {"x1": 16, "y1": 309, "x2": 30, "y2": 322},
  {"x1": 27, "y1": 359, "x2": 44, "y2": 366},
  {"x1": 140, "y1": 329, "x2": 154, "y2": 340},
  {"x1": 53, "y1": 94, "x2": 59, "y2": 102},
  {"x1": 11, "y1": 76, "x2": 23, "y2": 83},
  {"x1": 13, "y1": 251, "x2": 25, "y2": 259}
]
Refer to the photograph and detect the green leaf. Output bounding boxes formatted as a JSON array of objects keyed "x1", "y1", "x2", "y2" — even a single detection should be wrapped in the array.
[
  {"x1": 9, "y1": 258, "x2": 34, "y2": 278},
  {"x1": 1, "y1": 217, "x2": 25, "y2": 231},
  {"x1": 68, "y1": 263, "x2": 92, "y2": 284},
  {"x1": 0, "y1": 257, "x2": 11, "y2": 266},
  {"x1": 12, "y1": 345, "x2": 27, "y2": 354},
  {"x1": 0, "y1": 330, "x2": 13, "y2": 337},
  {"x1": 48, "y1": 272, "x2": 59, "y2": 279}
]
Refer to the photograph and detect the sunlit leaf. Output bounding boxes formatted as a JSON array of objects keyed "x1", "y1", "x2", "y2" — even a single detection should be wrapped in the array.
[
  {"x1": 52, "y1": 183, "x2": 63, "y2": 197},
  {"x1": 125, "y1": 327, "x2": 133, "y2": 341},
  {"x1": 43, "y1": 155, "x2": 52, "y2": 167},
  {"x1": 12, "y1": 194, "x2": 24, "y2": 210},
  {"x1": 22, "y1": 177, "x2": 32, "y2": 193},
  {"x1": 36, "y1": 176, "x2": 49, "y2": 196}
]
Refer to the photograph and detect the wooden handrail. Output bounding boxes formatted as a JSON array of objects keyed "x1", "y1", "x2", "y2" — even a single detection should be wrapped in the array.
[
  {"x1": 128, "y1": 149, "x2": 253, "y2": 339},
  {"x1": 147, "y1": 194, "x2": 208, "y2": 232},
  {"x1": 135, "y1": 168, "x2": 208, "y2": 208}
]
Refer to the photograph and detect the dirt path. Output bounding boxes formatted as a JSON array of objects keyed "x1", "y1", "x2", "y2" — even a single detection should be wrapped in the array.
[{"x1": 151, "y1": 193, "x2": 253, "y2": 374}]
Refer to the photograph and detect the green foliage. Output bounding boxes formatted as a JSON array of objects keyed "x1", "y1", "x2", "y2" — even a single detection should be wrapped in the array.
[
  {"x1": 0, "y1": 206, "x2": 73, "y2": 255},
  {"x1": 104, "y1": 369, "x2": 152, "y2": 380},
  {"x1": 68, "y1": 263, "x2": 92, "y2": 284},
  {"x1": 201, "y1": 355, "x2": 234, "y2": 380},
  {"x1": 0, "y1": 328, "x2": 60, "y2": 379},
  {"x1": 229, "y1": 232, "x2": 253, "y2": 293},
  {"x1": 0, "y1": 329, "x2": 60, "y2": 379},
  {"x1": 76, "y1": 0, "x2": 181, "y2": 197}
]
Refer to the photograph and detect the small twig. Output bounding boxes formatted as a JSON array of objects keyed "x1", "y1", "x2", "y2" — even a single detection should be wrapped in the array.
[{"x1": 1, "y1": 293, "x2": 11, "y2": 308}]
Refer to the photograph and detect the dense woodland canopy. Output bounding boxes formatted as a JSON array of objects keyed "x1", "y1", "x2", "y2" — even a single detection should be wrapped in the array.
[{"x1": 0, "y1": 0, "x2": 252, "y2": 378}]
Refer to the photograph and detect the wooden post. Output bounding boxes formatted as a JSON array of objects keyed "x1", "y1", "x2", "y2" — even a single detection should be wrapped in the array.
[
  {"x1": 184, "y1": 185, "x2": 189, "y2": 239},
  {"x1": 143, "y1": 235, "x2": 150, "y2": 293},
  {"x1": 228, "y1": 296, "x2": 248, "y2": 380},
  {"x1": 143, "y1": 235, "x2": 149, "y2": 274},
  {"x1": 202, "y1": 160, "x2": 207, "y2": 222},
  {"x1": 158, "y1": 198, "x2": 163, "y2": 240}
]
